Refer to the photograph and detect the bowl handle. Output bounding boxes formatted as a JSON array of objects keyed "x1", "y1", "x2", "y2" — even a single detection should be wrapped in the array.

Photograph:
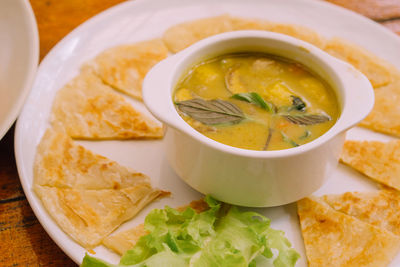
[
  {"x1": 331, "y1": 59, "x2": 375, "y2": 134},
  {"x1": 142, "y1": 55, "x2": 183, "y2": 130}
]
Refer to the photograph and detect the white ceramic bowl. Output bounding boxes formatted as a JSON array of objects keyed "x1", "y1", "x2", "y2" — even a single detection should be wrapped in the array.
[
  {"x1": 0, "y1": 0, "x2": 39, "y2": 140},
  {"x1": 143, "y1": 30, "x2": 374, "y2": 207}
]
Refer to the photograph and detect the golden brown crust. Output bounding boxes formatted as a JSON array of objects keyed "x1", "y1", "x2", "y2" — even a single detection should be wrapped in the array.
[
  {"x1": 34, "y1": 184, "x2": 166, "y2": 249},
  {"x1": 34, "y1": 128, "x2": 150, "y2": 189},
  {"x1": 340, "y1": 140, "x2": 400, "y2": 191},
  {"x1": 323, "y1": 37, "x2": 394, "y2": 88},
  {"x1": 265, "y1": 23, "x2": 326, "y2": 48},
  {"x1": 322, "y1": 190, "x2": 400, "y2": 236},
  {"x1": 359, "y1": 77, "x2": 400, "y2": 137},
  {"x1": 297, "y1": 196, "x2": 400, "y2": 267},
  {"x1": 162, "y1": 15, "x2": 272, "y2": 53},
  {"x1": 84, "y1": 39, "x2": 168, "y2": 100},
  {"x1": 33, "y1": 129, "x2": 169, "y2": 249},
  {"x1": 102, "y1": 224, "x2": 148, "y2": 256},
  {"x1": 162, "y1": 15, "x2": 326, "y2": 53},
  {"x1": 50, "y1": 70, "x2": 164, "y2": 140},
  {"x1": 162, "y1": 15, "x2": 236, "y2": 53}
]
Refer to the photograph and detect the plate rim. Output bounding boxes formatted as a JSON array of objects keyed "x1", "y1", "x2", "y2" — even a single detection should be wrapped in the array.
[{"x1": 14, "y1": 0, "x2": 400, "y2": 265}]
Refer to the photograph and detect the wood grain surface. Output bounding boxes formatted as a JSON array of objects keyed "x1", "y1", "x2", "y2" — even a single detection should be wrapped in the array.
[{"x1": 0, "y1": 0, "x2": 399, "y2": 266}]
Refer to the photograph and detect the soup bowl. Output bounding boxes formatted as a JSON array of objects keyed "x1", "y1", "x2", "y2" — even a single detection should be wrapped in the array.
[{"x1": 143, "y1": 30, "x2": 374, "y2": 207}]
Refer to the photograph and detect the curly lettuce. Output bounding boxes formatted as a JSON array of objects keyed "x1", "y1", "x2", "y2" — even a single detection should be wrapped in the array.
[{"x1": 81, "y1": 196, "x2": 299, "y2": 267}]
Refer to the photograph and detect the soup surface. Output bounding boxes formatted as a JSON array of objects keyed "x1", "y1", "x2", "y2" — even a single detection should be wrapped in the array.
[{"x1": 173, "y1": 53, "x2": 339, "y2": 151}]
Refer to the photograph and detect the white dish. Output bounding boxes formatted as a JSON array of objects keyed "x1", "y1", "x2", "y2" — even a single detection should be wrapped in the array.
[
  {"x1": 0, "y1": 0, "x2": 39, "y2": 140},
  {"x1": 14, "y1": 0, "x2": 400, "y2": 265},
  {"x1": 144, "y1": 30, "x2": 374, "y2": 207}
]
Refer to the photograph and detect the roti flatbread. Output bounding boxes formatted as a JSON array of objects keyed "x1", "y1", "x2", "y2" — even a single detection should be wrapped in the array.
[
  {"x1": 297, "y1": 196, "x2": 400, "y2": 267},
  {"x1": 323, "y1": 37, "x2": 394, "y2": 88},
  {"x1": 162, "y1": 15, "x2": 271, "y2": 53},
  {"x1": 84, "y1": 39, "x2": 168, "y2": 100},
  {"x1": 33, "y1": 129, "x2": 169, "y2": 248},
  {"x1": 50, "y1": 70, "x2": 164, "y2": 140},
  {"x1": 340, "y1": 140, "x2": 400, "y2": 191},
  {"x1": 265, "y1": 23, "x2": 325, "y2": 48},
  {"x1": 102, "y1": 223, "x2": 147, "y2": 256},
  {"x1": 162, "y1": 15, "x2": 326, "y2": 53},
  {"x1": 34, "y1": 128, "x2": 150, "y2": 189},
  {"x1": 34, "y1": 184, "x2": 166, "y2": 249},
  {"x1": 102, "y1": 199, "x2": 208, "y2": 255},
  {"x1": 322, "y1": 190, "x2": 400, "y2": 236},
  {"x1": 359, "y1": 78, "x2": 400, "y2": 137}
]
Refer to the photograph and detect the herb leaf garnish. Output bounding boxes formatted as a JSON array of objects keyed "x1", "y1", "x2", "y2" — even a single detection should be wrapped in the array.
[
  {"x1": 176, "y1": 98, "x2": 245, "y2": 125},
  {"x1": 231, "y1": 92, "x2": 274, "y2": 112},
  {"x1": 281, "y1": 131, "x2": 299, "y2": 147},
  {"x1": 290, "y1": 96, "x2": 306, "y2": 111},
  {"x1": 299, "y1": 130, "x2": 311, "y2": 139},
  {"x1": 283, "y1": 114, "x2": 331, "y2": 125}
]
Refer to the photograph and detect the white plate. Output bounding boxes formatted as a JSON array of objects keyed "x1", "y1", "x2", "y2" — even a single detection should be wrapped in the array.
[
  {"x1": 14, "y1": 0, "x2": 400, "y2": 265},
  {"x1": 0, "y1": 0, "x2": 38, "y2": 140}
]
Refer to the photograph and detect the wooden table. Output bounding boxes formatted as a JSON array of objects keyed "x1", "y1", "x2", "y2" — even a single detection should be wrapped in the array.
[{"x1": 0, "y1": 0, "x2": 399, "y2": 266}]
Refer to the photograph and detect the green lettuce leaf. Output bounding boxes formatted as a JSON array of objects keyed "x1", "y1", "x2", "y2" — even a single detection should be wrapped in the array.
[
  {"x1": 264, "y1": 228, "x2": 301, "y2": 267},
  {"x1": 81, "y1": 254, "x2": 117, "y2": 267},
  {"x1": 81, "y1": 245, "x2": 187, "y2": 267},
  {"x1": 81, "y1": 196, "x2": 299, "y2": 267}
]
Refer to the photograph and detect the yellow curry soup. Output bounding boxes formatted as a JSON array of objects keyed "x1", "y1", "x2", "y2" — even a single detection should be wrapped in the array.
[{"x1": 174, "y1": 53, "x2": 339, "y2": 151}]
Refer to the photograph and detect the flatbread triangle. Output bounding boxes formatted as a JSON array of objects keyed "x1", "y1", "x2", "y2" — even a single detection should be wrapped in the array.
[
  {"x1": 297, "y1": 196, "x2": 400, "y2": 267},
  {"x1": 50, "y1": 69, "x2": 164, "y2": 140},
  {"x1": 84, "y1": 39, "x2": 168, "y2": 100},
  {"x1": 34, "y1": 128, "x2": 150, "y2": 189},
  {"x1": 162, "y1": 15, "x2": 325, "y2": 53},
  {"x1": 323, "y1": 37, "x2": 394, "y2": 88},
  {"x1": 359, "y1": 78, "x2": 400, "y2": 137},
  {"x1": 33, "y1": 129, "x2": 169, "y2": 249},
  {"x1": 34, "y1": 184, "x2": 167, "y2": 249},
  {"x1": 340, "y1": 140, "x2": 400, "y2": 191},
  {"x1": 321, "y1": 190, "x2": 400, "y2": 236}
]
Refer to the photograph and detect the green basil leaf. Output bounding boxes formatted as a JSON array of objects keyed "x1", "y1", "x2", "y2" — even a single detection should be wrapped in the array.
[
  {"x1": 280, "y1": 131, "x2": 299, "y2": 147},
  {"x1": 299, "y1": 130, "x2": 311, "y2": 139},
  {"x1": 231, "y1": 92, "x2": 274, "y2": 112},
  {"x1": 176, "y1": 98, "x2": 245, "y2": 125},
  {"x1": 283, "y1": 114, "x2": 331, "y2": 125}
]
